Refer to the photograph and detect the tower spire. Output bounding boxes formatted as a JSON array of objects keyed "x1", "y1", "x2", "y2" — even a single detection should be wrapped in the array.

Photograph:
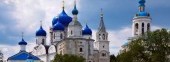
[
  {"x1": 98, "y1": 8, "x2": 106, "y2": 32},
  {"x1": 40, "y1": 20, "x2": 42, "y2": 26},
  {"x1": 139, "y1": 0, "x2": 145, "y2": 12},
  {"x1": 21, "y1": 32, "x2": 24, "y2": 39},
  {"x1": 62, "y1": 0, "x2": 65, "y2": 9},
  {"x1": 72, "y1": 0, "x2": 78, "y2": 15},
  {"x1": 101, "y1": 8, "x2": 103, "y2": 17}
]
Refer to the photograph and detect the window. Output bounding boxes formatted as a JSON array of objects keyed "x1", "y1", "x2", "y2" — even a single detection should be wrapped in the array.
[
  {"x1": 60, "y1": 33, "x2": 63, "y2": 39},
  {"x1": 99, "y1": 34, "x2": 101, "y2": 40},
  {"x1": 102, "y1": 53, "x2": 106, "y2": 57},
  {"x1": 135, "y1": 23, "x2": 139, "y2": 35},
  {"x1": 147, "y1": 23, "x2": 150, "y2": 31},
  {"x1": 71, "y1": 30, "x2": 73, "y2": 35},
  {"x1": 42, "y1": 39, "x2": 45, "y2": 44},
  {"x1": 80, "y1": 48, "x2": 83, "y2": 52},
  {"x1": 142, "y1": 23, "x2": 145, "y2": 35},
  {"x1": 54, "y1": 34, "x2": 55, "y2": 39},
  {"x1": 102, "y1": 34, "x2": 105, "y2": 40}
]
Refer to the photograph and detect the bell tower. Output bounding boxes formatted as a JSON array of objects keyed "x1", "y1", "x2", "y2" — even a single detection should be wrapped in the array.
[
  {"x1": 95, "y1": 9, "x2": 110, "y2": 62},
  {"x1": 132, "y1": 0, "x2": 151, "y2": 37}
]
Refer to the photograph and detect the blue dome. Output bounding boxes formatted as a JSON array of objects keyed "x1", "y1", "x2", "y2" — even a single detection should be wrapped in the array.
[
  {"x1": 18, "y1": 38, "x2": 27, "y2": 45},
  {"x1": 8, "y1": 51, "x2": 40, "y2": 60},
  {"x1": 52, "y1": 16, "x2": 59, "y2": 26},
  {"x1": 139, "y1": 0, "x2": 145, "y2": 6},
  {"x1": 36, "y1": 26, "x2": 47, "y2": 36},
  {"x1": 58, "y1": 9, "x2": 72, "y2": 27},
  {"x1": 136, "y1": 11, "x2": 149, "y2": 16},
  {"x1": 82, "y1": 25, "x2": 92, "y2": 35},
  {"x1": 53, "y1": 21, "x2": 65, "y2": 31},
  {"x1": 72, "y1": 5, "x2": 78, "y2": 15}
]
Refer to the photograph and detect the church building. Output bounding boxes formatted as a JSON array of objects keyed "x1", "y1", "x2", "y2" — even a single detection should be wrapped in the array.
[
  {"x1": 31, "y1": 0, "x2": 110, "y2": 62},
  {"x1": 121, "y1": 0, "x2": 151, "y2": 53},
  {"x1": 7, "y1": 36, "x2": 41, "y2": 62}
]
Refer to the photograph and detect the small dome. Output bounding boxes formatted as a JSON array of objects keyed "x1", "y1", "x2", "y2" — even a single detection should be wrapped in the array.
[
  {"x1": 139, "y1": 0, "x2": 145, "y2": 6},
  {"x1": 53, "y1": 21, "x2": 65, "y2": 31},
  {"x1": 52, "y1": 16, "x2": 59, "y2": 26},
  {"x1": 136, "y1": 11, "x2": 149, "y2": 16},
  {"x1": 82, "y1": 25, "x2": 92, "y2": 35},
  {"x1": 18, "y1": 38, "x2": 27, "y2": 45},
  {"x1": 36, "y1": 26, "x2": 47, "y2": 36},
  {"x1": 139, "y1": 0, "x2": 145, "y2": 4},
  {"x1": 72, "y1": 5, "x2": 78, "y2": 15},
  {"x1": 58, "y1": 9, "x2": 72, "y2": 27}
]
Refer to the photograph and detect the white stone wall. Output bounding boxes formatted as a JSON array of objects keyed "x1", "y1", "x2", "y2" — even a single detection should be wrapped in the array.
[
  {"x1": 53, "y1": 31, "x2": 64, "y2": 42},
  {"x1": 132, "y1": 17, "x2": 151, "y2": 37},
  {"x1": 67, "y1": 26, "x2": 82, "y2": 38},
  {"x1": 36, "y1": 36, "x2": 46, "y2": 45}
]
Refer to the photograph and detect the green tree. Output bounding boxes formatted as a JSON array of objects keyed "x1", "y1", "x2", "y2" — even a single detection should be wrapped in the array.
[
  {"x1": 110, "y1": 54, "x2": 116, "y2": 62},
  {"x1": 53, "y1": 54, "x2": 85, "y2": 62},
  {"x1": 117, "y1": 29, "x2": 170, "y2": 62}
]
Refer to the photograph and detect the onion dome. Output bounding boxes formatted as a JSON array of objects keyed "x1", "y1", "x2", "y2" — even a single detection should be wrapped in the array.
[
  {"x1": 58, "y1": 9, "x2": 72, "y2": 27},
  {"x1": 52, "y1": 16, "x2": 59, "y2": 26},
  {"x1": 18, "y1": 38, "x2": 27, "y2": 45},
  {"x1": 36, "y1": 26, "x2": 47, "y2": 36},
  {"x1": 72, "y1": 4, "x2": 78, "y2": 15},
  {"x1": 139, "y1": 0, "x2": 145, "y2": 6},
  {"x1": 136, "y1": 11, "x2": 150, "y2": 16},
  {"x1": 82, "y1": 25, "x2": 92, "y2": 35},
  {"x1": 53, "y1": 21, "x2": 65, "y2": 31}
]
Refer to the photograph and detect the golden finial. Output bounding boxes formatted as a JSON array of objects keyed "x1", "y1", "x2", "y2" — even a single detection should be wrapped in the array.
[
  {"x1": 40, "y1": 20, "x2": 42, "y2": 26},
  {"x1": 21, "y1": 32, "x2": 24, "y2": 38}
]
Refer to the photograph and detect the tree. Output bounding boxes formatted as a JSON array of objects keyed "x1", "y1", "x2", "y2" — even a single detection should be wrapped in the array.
[
  {"x1": 117, "y1": 29, "x2": 170, "y2": 62},
  {"x1": 110, "y1": 54, "x2": 116, "y2": 62},
  {"x1": 53, "y1": 54, "x2": 85, "y2": 62}
]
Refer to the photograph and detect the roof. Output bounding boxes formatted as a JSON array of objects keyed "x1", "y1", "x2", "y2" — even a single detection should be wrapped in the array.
[
  {"x1": 8, "y1": 51, "x2": 40, "y2": 60},
  {"x1": 36, "y1": 26, "x2": 47, "y2": 36}
]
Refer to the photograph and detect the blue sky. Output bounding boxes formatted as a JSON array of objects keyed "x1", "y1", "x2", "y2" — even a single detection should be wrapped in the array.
[{"x1": 0, "y1": 0, "x2": 170, "y2": 59}]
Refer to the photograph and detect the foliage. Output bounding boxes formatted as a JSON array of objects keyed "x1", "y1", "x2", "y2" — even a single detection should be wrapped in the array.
[
  {"x1": 53, "y1": 54, "x2": 85, "y2": 62},
  {"x1": 110, "y1": 54, "x2": 117, "y2": 62},
  {"x1": 117, "y1": 29, "x2": 170, "y2": 62}
]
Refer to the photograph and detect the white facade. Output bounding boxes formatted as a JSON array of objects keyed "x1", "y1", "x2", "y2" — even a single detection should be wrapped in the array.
[{"x1": 132, "y1": 17, "x2": 151, "y2": 37}]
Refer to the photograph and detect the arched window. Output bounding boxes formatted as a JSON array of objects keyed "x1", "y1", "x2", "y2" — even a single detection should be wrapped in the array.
[
  {"x1": 71, "y1": 30, "x2": 73, "y2": 35},
  {"x1": 147, "y1": 23, "x2": 150, "y2": 31},
  {"x1": 99, "y1": 34, "x2": 101, "y2": 40},
  {"x1": 79, "y1": 48, "x2": 83, "y2": 52},
  {"x1": 102, "y1": 34, "x2": 105, "y2": 40},
  {"x1": 102, "y1": 53, "x2": 106, "y2": 57},
  {"x1": 135, "y1": 23, "x2": 139, "y2": 35},
  {"x1": 142, "y1": 23, "x2": 145, "y2": 35},
  {"x1": 42, "y1": 39, "x2": 45, "y2": 44},
  {"x1": 54, "y1": 34, "x2": 55, "y2": 39},
  {"x1": 60, "y1": 33, "x2": 63, "y2": 39}
]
